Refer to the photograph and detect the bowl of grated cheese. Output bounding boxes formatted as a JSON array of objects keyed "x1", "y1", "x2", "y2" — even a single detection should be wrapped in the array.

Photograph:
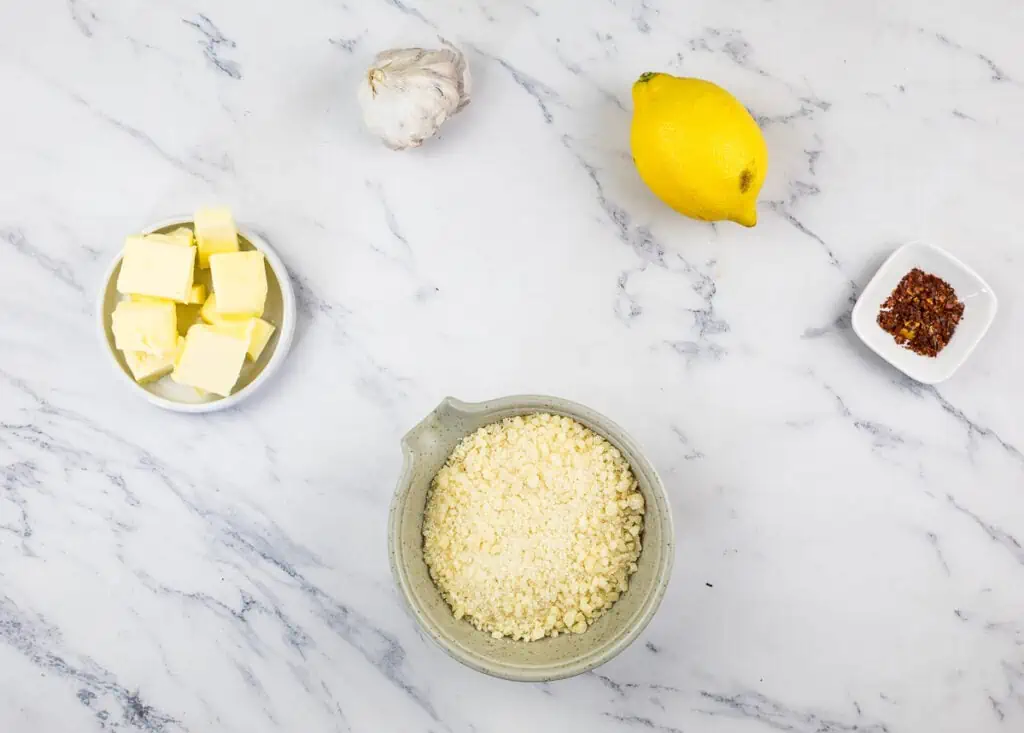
[{"x1": 389, "y1": 395, "x2": 675, "y2": 681}]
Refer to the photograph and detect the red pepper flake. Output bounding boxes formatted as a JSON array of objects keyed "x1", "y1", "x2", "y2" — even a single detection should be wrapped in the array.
[{"x1": 877, "y1": 268, "x2": 964, "y2": 357}]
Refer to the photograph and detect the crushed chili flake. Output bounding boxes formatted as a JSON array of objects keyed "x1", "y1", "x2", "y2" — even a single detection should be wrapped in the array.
[{"x1": 877, "y1": 268, "x2": 964, "y2": 357}]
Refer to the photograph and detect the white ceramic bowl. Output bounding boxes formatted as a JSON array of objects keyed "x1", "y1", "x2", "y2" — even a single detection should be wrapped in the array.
[
  {"x1": 97, "y1": 217, "x2": 296, "y2": 412},
  {"x1": 851, "y1": 242, "x2": 997, "y2": 384}
]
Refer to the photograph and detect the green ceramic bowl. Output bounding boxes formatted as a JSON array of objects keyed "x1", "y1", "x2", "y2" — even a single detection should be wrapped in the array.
[{"x1": 388, "y1": 395, "x2": 675, "y2": 681}]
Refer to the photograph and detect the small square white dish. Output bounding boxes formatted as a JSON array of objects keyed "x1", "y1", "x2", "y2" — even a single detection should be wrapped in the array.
[
  {"x1": 97, "y1": 217, "x2": 296, "y2": 413},
  {"x1": 851, "y1": 242, "x2": 997, "y2": 384}
]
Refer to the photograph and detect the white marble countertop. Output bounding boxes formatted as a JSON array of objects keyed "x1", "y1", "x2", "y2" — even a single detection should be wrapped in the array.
[{"x1": 2, "y1": 1, "x2": 1023, "y2": 731}]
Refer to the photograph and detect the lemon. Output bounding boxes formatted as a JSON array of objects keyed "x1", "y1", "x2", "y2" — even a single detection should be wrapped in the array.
[{"x1": 631, "y1": 73, "x2": 767, "y2": 227}]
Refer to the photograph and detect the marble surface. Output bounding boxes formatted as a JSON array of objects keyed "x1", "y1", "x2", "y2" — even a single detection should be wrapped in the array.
[{"x1": 1, "y1": 0, "x2": 1022, "y2": 731}]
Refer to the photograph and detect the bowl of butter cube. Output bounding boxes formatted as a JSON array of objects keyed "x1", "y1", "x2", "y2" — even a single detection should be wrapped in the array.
[{"x1": 98, "y1": 208, "x2": 296, "y2": 412}]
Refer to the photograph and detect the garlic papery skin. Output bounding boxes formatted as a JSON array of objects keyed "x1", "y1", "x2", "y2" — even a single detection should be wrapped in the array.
[{"x1": 357, "y1": 46, "x2": 471, "y2": 150}]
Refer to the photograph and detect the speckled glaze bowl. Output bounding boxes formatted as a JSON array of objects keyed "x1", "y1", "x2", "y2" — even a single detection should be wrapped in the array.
[{"x1": 388, "y1": 395, "x2": 675, "y2": 681}]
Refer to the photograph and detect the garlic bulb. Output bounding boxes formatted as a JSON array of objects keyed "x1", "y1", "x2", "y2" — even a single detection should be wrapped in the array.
[{"x1": 358, "y1": 45, "x2": 471, "y2": 150}]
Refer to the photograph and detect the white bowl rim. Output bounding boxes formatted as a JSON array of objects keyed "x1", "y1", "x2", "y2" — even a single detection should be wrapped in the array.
[{"x1": 96, "y1": 216, "x2": 297, "y2": 413}]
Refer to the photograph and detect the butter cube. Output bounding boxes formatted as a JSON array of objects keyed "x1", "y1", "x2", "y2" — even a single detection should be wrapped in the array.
[
  {"x1": 131, "y1": 293, "x2": 200, "y2": 337},
  {"x1": 209, "y1": 251, "x2": 267, "y2": 315},
  {"x1": 117, "y1": 236, "x2": 196, "y2": 302},
  {"x1": 129, "y1": 294, "x2": 173, "y2": 305},
  {"x1": 145, "y1": 231, "x2": 191, "y2": 248},
  {"x1": 110, "y1": 299, "x2": 178, "y2": 356},
  {"x1": 171, "y1": 324, "x2": 248, "y2": 397},
  {"x1": 166, "y1": 227, "x2": 194, "y2": 246},
  {"x1": 200, "y1": 292, "x2": 256, "y2": 326},
  {"x1": 123, "y1": 337, "x2": 185, "y2": 383},
  {"x1": 246, "y1": 318, "x2": 276, "y2": 360},
  {"x1": 187, "y1": 284, "x2": 207, "y2": 304},
  {"x1": 194, "y1": 207, "x2": 239, "y2": 268},
  {"x1": 212, "y1": 318, "x2": 276, "y2": 361}
]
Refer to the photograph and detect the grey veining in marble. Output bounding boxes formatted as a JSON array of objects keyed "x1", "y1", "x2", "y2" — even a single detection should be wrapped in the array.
[{"x1": 1, "y1": 0, "x2": 1022, "y2": 731}]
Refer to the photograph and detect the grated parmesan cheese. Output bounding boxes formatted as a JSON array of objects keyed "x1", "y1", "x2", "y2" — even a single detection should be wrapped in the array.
[{"x1": 423, "y1": 413, "x2": 644, "y2": 641}]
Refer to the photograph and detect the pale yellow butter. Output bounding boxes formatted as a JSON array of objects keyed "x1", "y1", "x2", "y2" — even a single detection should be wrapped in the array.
[
  {"x1": 145, "y1": 231, "x2": 191, "y2": 247},
  {"x1": 123, "y1": 337, "x2": 185, "y2": 383},
  {"x1": 110, "y1": 299, "x2": 178, "y2": 356},
  {"x1": 171, "y1": 324, "x2": 248, "y2": 397},
  {"x1": 117, "y1": 236, "x2": 196, "y2": 302},
  {"x1": 187, "y1": 284, "x2": 207, "y2": 304},
  {"x1": 212, "y1": 318, "x2": 276, "y2": 361},
  {"x1": 246, "y1": 318, "x2": 276, "y2": 360},
  {"x1": 129, "y1": 294, "x2": 173, "y2": 305},
  {"x1": 209, "y1": 251, "x2": 267, "y2": 315},
  {"x1": 194, "y1": 207, "x2": 239, "y2": 268},
  {"x1": 166, "y1": 227, "x2": 194, "y2": 246},
  {"x1": 132, "y1": 295, "x2": 201, "y2": 337},
  {"x1": 200, "y1": 292, "x2": 257, "y2": 326}
]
